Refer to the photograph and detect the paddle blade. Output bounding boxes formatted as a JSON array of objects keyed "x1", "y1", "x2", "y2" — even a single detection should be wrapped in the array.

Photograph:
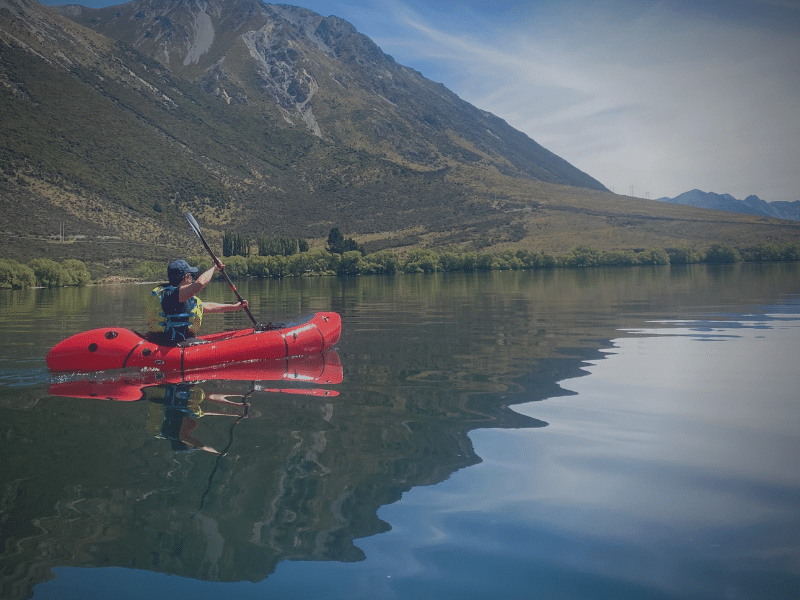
[{"x1": 184, "y1": 212, "x2": 202, "y2": 238}]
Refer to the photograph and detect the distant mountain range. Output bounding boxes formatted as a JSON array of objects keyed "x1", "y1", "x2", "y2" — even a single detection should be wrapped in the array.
[{"x1": 655, "y1": 190, "x2": 800, "y2": 221}]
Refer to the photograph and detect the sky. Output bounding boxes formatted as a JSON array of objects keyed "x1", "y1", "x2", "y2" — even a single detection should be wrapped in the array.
[{"x1": 40, "y1": 0, "x2": 800, "y2": 203}]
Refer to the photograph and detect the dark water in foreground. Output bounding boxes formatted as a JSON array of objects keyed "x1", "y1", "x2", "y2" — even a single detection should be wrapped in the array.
[{"x1": 1, "y1": 264, "x2": 798, "y2": 600}]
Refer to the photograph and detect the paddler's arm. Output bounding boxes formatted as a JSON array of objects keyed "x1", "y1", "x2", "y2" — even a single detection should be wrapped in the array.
[
  {"x1": 178, "y1": 264, "x2": 220, "y2": 302},
  {"x1": 202, "y1": 299, "x2": 248, "y2": 314}
]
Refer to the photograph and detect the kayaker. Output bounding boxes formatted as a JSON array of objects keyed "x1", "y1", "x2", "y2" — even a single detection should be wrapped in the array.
[{"x1": 149, "y1": 259, "x2": 248, "y2": 343}]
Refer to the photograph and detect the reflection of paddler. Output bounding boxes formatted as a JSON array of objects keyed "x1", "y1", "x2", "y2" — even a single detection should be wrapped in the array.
[{"x1": 144, "y1": 384, "x2": 248, "y2": 453}]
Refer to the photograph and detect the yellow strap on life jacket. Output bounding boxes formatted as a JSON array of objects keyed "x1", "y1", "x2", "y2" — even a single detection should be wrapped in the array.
[
  {"x1": 189, "y1": 298, "x2": 203, "y2": 333},
  {"x1": 147, "y1": 286, "x2": 167, "y2": 332}
]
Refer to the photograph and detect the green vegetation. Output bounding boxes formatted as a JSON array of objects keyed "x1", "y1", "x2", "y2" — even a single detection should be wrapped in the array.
[
  {"x1": 223, "y1": 228, "x2": 361, "y2": 260},
  {"x1": 257, "y1": 236, "x2": 309, "y2": 257},
  {"x1": 739, "y1": 242, "x2": 800, "y2": 262},
  {"x1": 132, "y1": 260, "x2": 168, "y2": 282},
  {"x1": 703, "y1": 242, "x2": 742, "y2": 264},
  {"x1": 1, "y1": 258, "x2": 90, "y2": 289},
  {"x1": 222, "y1": 232, "x2": 251, "y2": 257},
  {"x1": 327, "y1": 228, "x2": 365, "y2": 255},
  {"x1": 0, "y1": 259, "x2": 36, "y2": 290},
  {"x1": 195, "y1": 241, "x2": 800, "y2": 280},
  {"x1": 225, "y1": 233, "x2": 312, "y2": 258},
  {"x1": 3, "y1": 242, "x2": 798, "y2": 291}
]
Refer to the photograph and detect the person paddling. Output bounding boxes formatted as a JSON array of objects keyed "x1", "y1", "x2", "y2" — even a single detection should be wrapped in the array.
[{"x1": 149, "y1": 259, "x2": 248, "y2": 343}]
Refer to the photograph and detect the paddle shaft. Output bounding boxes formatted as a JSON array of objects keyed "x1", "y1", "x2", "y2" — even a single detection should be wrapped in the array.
[{"x1": 184, "y1": 213, "x2": 258, "y2": 327}]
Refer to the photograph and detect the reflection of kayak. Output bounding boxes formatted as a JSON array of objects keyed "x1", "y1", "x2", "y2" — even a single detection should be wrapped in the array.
[
  {"x1": 48, "y1": 351, "x2": 343, "y2": 401},
  {"x1": 46, "y1": 312, "x2": 341, "y2": 374}
]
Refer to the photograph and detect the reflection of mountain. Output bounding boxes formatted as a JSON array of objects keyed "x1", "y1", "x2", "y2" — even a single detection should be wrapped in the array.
[{"x1": 1, "y1": 344, "x2": 543, "y2": 597}]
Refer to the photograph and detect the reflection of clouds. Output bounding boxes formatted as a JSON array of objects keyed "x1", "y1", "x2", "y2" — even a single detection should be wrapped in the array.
[{"x1": 506, "y1": 315, "x2": 800, "y2": 527}]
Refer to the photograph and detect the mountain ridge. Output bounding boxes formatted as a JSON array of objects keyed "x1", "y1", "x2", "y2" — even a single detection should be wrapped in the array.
[
  {"x1": 55, "y1": 0, "x2": 607, "y2": 190},
  {"x1": 655, "y1": 189, "x2": 800, "y2": 221}
]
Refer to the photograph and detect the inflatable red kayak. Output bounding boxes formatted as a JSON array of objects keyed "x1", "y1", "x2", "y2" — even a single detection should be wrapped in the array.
[{"x1": 46, "y1": 312, "x2": 341, "y2": 374}]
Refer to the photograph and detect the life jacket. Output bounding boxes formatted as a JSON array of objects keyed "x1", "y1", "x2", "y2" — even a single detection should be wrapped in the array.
[{"x1": 147, "y1": 285, "x2": 204, "y2": 341}]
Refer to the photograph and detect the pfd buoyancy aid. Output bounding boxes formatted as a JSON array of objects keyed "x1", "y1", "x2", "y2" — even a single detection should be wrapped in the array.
[{"x1": 148, "y1": 285, "x2": 204, "y2": 342}]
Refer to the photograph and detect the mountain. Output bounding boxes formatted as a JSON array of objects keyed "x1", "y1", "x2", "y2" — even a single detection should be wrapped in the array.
[
  {"x1": 1, "y1": 0, "x2": 798, "y2": 268},
  {"x1": 56, "y1": 0, "x2": 606, "y2": 188},
  {"x1": 655, "y1": 190, "x2": 800, "y2": 221},
  {"x1": 770, "y1": 200, "x2": 800, "y2": 221}
]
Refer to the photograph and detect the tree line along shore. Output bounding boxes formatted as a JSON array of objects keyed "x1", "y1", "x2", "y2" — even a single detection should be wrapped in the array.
[{"x1": 2, "y1": 241, "x2": 799, "y2": 291}]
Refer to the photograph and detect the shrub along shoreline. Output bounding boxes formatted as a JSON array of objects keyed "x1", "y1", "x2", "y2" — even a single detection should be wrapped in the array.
[{"x1": 2, "y1": 241, "x2": 798, "y2": 290}]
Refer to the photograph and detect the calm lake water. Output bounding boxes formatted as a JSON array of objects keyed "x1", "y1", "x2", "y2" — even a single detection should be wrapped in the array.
[{"x1": 1, "y1": 264, "x2": 798, "y2": 600}]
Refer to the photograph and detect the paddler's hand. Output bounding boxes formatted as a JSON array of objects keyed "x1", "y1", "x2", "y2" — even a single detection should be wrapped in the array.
[{"x1": 237, "y1": 300, "x2": 248, "y2": 311}]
